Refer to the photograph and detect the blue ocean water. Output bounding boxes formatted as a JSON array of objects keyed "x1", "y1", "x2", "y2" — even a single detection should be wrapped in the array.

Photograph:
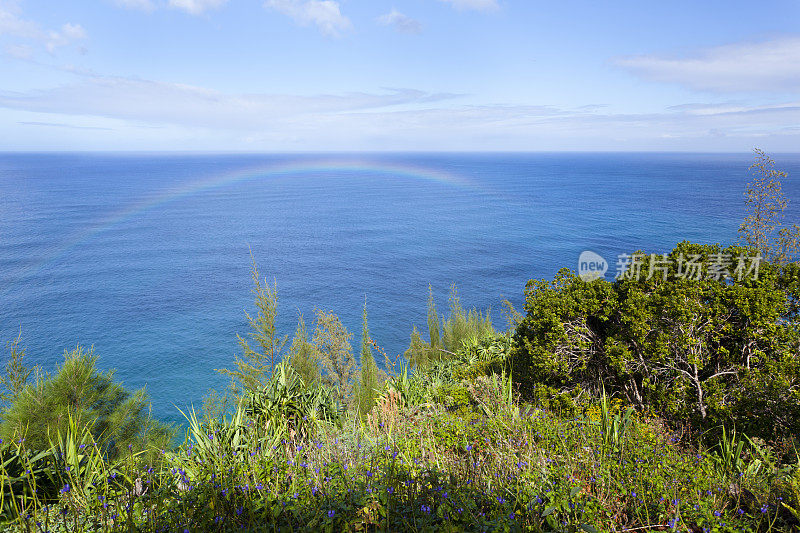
[{"x1": 2, "y1": 152, "x2": 800, "y2": 426}]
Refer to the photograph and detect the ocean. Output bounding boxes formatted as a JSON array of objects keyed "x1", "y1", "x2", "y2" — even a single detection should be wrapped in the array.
[{"x1": 2, "y1": 152, "x2": 799, "y2": 425}]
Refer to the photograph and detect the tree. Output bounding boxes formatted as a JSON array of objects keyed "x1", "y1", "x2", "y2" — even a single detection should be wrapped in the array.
[
  {"x1": 356, "y1": 298, "x2": 381, "y2": 417},
  {"x1": 427, "y1": 285, "x2": 441, "y2": 353},
  {"x1": 405, "y1": 284, "x2": 495, "y2": 368},
  {"x1": 512, "y1": 241, "x2": 800, "y2": 442},
  {"x1": 312, "y1": 309, "x2": 356, "y2": 403},
  {"x1": 219, "y1": 253, "x2": 287, "y2": 394},
  {"x1": 1, "y1": 346, "x2": 173, "y2": 461},
  {"x1": 288, "y1": 312, "x2": 321, "y2": 388},
  {"x1": 0, "y1": 332, "x2": 39, "y2": 410},
  {"x1": 739, "y1": 148, "x2": 800, "y2": 264},
  {"x1": 441, "y1": 284, "x2": 494, "y2": 353}
]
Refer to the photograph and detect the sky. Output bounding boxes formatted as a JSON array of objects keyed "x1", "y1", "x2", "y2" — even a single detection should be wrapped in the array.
[{"x1": 0, "y1": 0, "x2": 799, "y2": 151}]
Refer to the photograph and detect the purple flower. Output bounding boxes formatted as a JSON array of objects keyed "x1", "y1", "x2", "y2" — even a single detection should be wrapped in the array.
[
  {"x1": 328, "y1": 510, "x2": 335, "y2": 518},
  {"x1": 61, "y1": 484, "x2": 70, "y2": 494}
]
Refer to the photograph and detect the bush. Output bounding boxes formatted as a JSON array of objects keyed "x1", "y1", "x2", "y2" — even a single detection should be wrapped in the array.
[
  {"x1": 512, "y1": 241, "x2": 800, "y2": 445},
  {"x1": 0, "y1": 346, "x2": 173, "y2": 463}
]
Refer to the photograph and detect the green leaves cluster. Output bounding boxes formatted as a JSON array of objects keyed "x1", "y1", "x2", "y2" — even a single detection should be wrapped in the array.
[
  {"x1": 0, "y1": 345, "x2": 172, "y2": 464},
  {"x1": 405, "y1": 284, "x2": 496, "y2": 369},
  {"x1": 740, "y1": 148, "x2": 800, "y2": 264},
  {"x1": 513, "y1": 241, "x2": 800, "y2": 443}
]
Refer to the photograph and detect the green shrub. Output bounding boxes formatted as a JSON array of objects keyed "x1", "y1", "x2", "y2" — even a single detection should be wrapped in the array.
[
  {"x1": 431, "y1": 384, "x2": 473, "y2": 413},
  {"x1": 0, "y1": 346, "x2": 173, "y2": 463},
  {"x1": 512, "y1": 241, "x2": 800, "y2": 444}
]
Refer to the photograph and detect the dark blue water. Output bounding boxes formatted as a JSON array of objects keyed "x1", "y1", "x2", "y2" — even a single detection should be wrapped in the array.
[{"x1": 2, "y1": 152, "x2": 799, "y2": 425}]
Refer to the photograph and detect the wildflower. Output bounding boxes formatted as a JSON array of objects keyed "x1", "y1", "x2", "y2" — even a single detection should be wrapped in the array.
[
  {"x1": 328, "y1": 510, "x2": 335, "y2": 518},
  {"x1": 61, "y1": 483, "x2": 70, "y2": 494}
]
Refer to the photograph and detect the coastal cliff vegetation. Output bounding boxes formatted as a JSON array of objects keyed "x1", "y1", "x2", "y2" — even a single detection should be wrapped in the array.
[{"x1": 1, "y1": 150, "x2": 799, "y2": 531}]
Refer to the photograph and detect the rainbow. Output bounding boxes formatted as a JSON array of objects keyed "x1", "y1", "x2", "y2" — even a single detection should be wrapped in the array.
[{"x1": 2, "y1": 158, "x2": 479, "y2": 296}]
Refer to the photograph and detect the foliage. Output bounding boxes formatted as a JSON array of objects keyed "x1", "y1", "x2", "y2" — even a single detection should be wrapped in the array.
[
  {"x1": 5, "y1": 384, "x2": 798, "y2": 532},
  {"x1": 0, "y1": 346, "x2": 173, "y2": 464},
  {"x1": 0, "y1": 333, "x2": 38, "y2": 411},
  {"x1": 405, "y1": 284, "x2": 497, "y2": 369},
  {"x1": 442, "y1": 284, "x2": 495, "y2": 356},
  {"x1": 312, "y1": 309, "x2": 356, "y2": 404},
  {"x1": 287, "y1": 312, "x2": 322, "y2": 389},
  {"x1": 245, "y1": 361, "x2": 343, "y2": 441},
  {"x1": 512, "y1": 241, "x2": 800, "y2": 445},
  {"x1": 218, "y1": 254, "x2": 288, "y2": 394},
  {"x1": 740, "y1": 149, "x2": 800, "y2": 264},
  {"x1": 355, "y1": 299, "x2": 383, "y2": 418}
]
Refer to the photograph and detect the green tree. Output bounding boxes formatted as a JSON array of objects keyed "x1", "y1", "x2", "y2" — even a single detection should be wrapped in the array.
[
  {"x1": 427, "y1": 285, "x2": 441, "y2": 352},
  {"x1": 1, "y1": 346, "x2": 173, "y2": 461},
  {"x1": 512, "y1": 241, "x2": 800, "y2": 442},
  {"x1": 312, "y1": 309, "x2": 356, "y2": 403},
  {"x1": 739, "y1": 148, "x2": 800, "y2": 264},
  {"x1": 405, "y1": 284, "x2": 495, "y2": 369},
  {"x1": 441, "y1": 284, "x2": 494, "y2": 353},
  {"x1": 219, "y1": 254, "x2": 287, "y2": 394},
  {"x1": 404, "y1": 325, "x2": 431, "y2": 369},
  {"x1": 0, "y1": 332, "x2": 39, "y2": 409},
  {"x1": 288, "y1": 312, "x2": 321, "y2": 388},
  {"x1": 356, "y1": 298, "x2": 381, "y2": 417}
]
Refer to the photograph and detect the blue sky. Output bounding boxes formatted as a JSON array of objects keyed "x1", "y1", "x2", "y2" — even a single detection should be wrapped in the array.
[{"x1": 0, "y1": 0, "x2": 799, "y2": 151}]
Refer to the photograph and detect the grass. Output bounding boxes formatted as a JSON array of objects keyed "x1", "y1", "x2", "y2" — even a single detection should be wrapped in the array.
[{"x1": 0, "y1": 366, "x2": 797, "y2": 532}]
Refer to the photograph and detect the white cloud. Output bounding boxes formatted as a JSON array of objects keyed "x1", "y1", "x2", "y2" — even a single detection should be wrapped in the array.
[
  {"x1": 0, "y1": 1, "x2": 43, "y2": 38},
  {"x1": 616, "y1": 37, "x2": 800, "y2": 93},
  {"x1": 0, "y1": 75, "x2": 456, "y2": 129},
  {"x1": 46, "y1": 23, "x2": 86, "y2": 53},
  {"x1": 114, "y1": 0, "x2": 156, "y2": 12},
  {"x1": 2, "y1": 72, "x2": 800, "y2": 150},
  {"x1": 439, "y1": 0, "x2": 499, "y2": 11},
  {"x1": 265, "y1": 0, "x2": 352, "y2": 37},
  {"x1": 168, "y1": 0, "x2": 228, "y2": 15},
  {"x1": 1, "y1": 1, "x2": 86, "y2": 56},
  {"x1": 4, "y1": 43, "x2": 33, "y2": 59},
  {"x1": 377, "y1": 9, "x2": 422, "y2": 34}
]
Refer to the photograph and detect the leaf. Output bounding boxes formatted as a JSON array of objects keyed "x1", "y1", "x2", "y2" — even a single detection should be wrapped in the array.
[
  {"x1": 580, "y1": 525, "x2": 599, "y2": 533},
  {"x1": 542, "y1": 506, "x2": 556, "y2": 517}
]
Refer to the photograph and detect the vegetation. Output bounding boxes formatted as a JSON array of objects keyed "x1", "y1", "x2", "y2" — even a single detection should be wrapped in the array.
[
  {"x1": 512, "y1": 241, "x2": 800, "y2": 448},
  {"x1": 0, "y1": 149, "x2": 798, "y2": 531},
  {"x1": 739, "y1": 148, "x2": 800, "y2": 264}
]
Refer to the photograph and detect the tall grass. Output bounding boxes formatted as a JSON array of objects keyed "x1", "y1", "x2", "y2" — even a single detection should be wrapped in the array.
[{"x1": 1, "y1": 376, "x2": 796, "y2": 531}]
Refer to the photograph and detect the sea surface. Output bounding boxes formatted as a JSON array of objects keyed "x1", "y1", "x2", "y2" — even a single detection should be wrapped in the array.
[{"x1": 2, "y1": 152, "x2": 799, "y2": 425}]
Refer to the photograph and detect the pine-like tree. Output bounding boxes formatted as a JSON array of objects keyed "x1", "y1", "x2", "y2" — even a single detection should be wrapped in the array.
[
  {"x1": 0, "y1": 346, "x2": 173, "y2": 462},
  {"x1": 288, "y1": 312, "x2": 321, "y2": 388},
  {"x1": 312, "y1": 309, "x2": 356, "y2": 403},
  {"x1": 356, "y1": 298, "x2": 380, "y2": 417},
  {"x1": 739, "y1": 148, "x2": 800, "y2": 263},
  {"x1": 0, "y1": 332, "x2": 38, "y2": 410},
  {"x1": 218, "y1": 253, "x2": 287, "y2": 394},
  {"x1": 427, "y1": 285, "x2": 441, "y2": 352}
]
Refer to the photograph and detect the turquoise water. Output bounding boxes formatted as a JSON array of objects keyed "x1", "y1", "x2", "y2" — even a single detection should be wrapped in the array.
[{"x1": 2, "y1": 152, "x2": 799, "y2": 425}]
